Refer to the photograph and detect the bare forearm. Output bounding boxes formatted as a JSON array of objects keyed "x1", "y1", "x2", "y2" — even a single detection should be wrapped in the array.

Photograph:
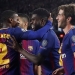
[
  {"x1": 59, "y1": 67, "x2": 65, "y2": 73},
  {"x1": 19, "y1": 49, "x2": 42, "y2": 65},
  {"x1": 37, "y1": 66, "x2": 42, "y2": 75}
]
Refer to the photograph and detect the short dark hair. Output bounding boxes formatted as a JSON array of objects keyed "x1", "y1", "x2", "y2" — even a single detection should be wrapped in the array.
[
  {"x1": 32, "y1": 8, "x2": 50, "y2": 19},
  {"x1": 58, "y1": 4, "x2": 75, "y2": 25},
  {"x1": 0, "y1": 10, "x2": 17, "y2": 22},
  {"x1": 18, "y1": 13, "x2": 30, "y2": 22}
]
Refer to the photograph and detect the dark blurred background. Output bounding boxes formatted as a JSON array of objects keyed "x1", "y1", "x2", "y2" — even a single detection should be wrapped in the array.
[
  {"x1": 0, "y1": 0, "x2": 75, "y2": 14},
  {"x1": 0, "y1": 0, "x2": 75, "y2": 42}
]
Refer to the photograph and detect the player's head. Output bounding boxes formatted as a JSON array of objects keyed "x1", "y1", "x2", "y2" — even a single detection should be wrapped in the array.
[
  {"x1": 0, "y1": 10, "x2": 19, "y2": 27},
  {"x1": 18, "y1": 13, "x2": 30, "y2": 30},
  {"x1": 56, "y1": 4, "x2": 75, "y2": 29},
  {"x1": 30, "y1": 8, "x2": 50, "y2": 30}
]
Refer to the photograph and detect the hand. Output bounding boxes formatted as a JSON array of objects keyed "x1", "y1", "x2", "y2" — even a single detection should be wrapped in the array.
[
  {"x1": 7, "y1": 36, "x2": 22, "y2": 52},
  {"x1": 48, "y1": 13, "x2": 53, "y2": 23},
  {"x1": 52, "y1": 67, "x2": 64, "y2": 75}
]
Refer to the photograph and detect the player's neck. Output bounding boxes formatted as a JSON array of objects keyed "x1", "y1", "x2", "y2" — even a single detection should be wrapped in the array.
[{"x1": 63, "y1": 24, "x2": 74, "y2": 35}]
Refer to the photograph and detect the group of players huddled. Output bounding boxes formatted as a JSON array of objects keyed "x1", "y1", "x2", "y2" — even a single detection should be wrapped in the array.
[{"x1": 0, "y1": 3, "x2": 75, "y2": 75}]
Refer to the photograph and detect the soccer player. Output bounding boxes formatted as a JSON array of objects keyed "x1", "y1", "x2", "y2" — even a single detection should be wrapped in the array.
[
  {"x1": 53, "y1": 4, "x2": 75, "y2": 75},
  {"x1": 0, "y1": 8, "x2": 52, "y2": 75},
  {"x1": 18, "y1": 13, "x2": 40, "y2": 75},
  {"x1": 0, "y1": 10, "x2": 21, "y2": 75},
  {"x1": 8, "y1": 8, "x2": 61, "y2": 75}
]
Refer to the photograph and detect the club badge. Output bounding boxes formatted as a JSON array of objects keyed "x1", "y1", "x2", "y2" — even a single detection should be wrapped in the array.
[{"x1": 42, "y1": 40, "x2": 47, "y2": 47}]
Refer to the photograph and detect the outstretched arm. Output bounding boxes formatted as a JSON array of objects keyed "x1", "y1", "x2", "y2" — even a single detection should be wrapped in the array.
[
  {"x1": 12, "y1": 21, "x2": 52, "y2": 40},
  {"x1": 7, "y1": 36, "x2": 43, "y2": 65},
  {"x1": 26, "y1": 21, "x2": 52, "y2": 40}
]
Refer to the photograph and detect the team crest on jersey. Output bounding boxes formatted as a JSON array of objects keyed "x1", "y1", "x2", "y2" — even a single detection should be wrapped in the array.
[
  {"x1": 28, "y1": 46, "x2": 33, "y2": 51},
  {"x1": 71, "y1": 35, "x2": 75, "y2": 42},
  {"x1": 42, "y1": 40, "x2": 47, "y2": 47}
]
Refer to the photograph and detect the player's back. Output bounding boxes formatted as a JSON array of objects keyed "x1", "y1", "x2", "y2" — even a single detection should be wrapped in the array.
[
  {"x1": 20, "y1": 40, "x2": 39, "y2": 75},
  {"x1": 0, "y1": 28, "x2": 20, "y2": 75}
]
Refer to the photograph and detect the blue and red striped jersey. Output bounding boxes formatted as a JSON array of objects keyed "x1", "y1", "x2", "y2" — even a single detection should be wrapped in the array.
[{"x1": 20, "y1": 40, "x2": 39, "y2": 75}]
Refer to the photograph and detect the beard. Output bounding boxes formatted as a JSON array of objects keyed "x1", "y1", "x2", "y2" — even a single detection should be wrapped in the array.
[{"x1": 59, "y1": 19, "x2": 67, "y2": 29}]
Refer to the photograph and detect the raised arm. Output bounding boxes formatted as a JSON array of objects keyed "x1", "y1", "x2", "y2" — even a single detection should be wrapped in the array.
[{"x1": 21, "y1": 21, "x2": 52, "y2": 40}]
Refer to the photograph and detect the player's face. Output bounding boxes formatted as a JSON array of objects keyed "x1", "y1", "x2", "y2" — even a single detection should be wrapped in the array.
[
  {"x1": 56, "y1": 9, "x2": 67, "y2": 29},
  {"x1": 30, "y1": 14, "x2": 42, "y2": 30},
  {"x1": 10, "y1": 14, "x2": 20, "y2": 27},
  {"x1": 19, "y1": 17, "x2": 28, "y2": 29}
]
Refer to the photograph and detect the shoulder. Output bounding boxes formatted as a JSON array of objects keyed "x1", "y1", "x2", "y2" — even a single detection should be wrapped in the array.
[
  {"x1": 0, "y1": 28, "x2": 12, "y2": 34},
  {"x1": 67, "y1": 28, "x2": 75, "y2": 37},
  {"x1": 63, "y1": 28, "x2": 75, "y2": 42},
  {"x1": 69, "y1": 28, "x2": 75, "y2": 42},
  {"x1": 71, "y1": 28, "x2": 75, "y2": 34},
  {"x1": 47, "y1": 29, "x2": 58, "y2": 39}
]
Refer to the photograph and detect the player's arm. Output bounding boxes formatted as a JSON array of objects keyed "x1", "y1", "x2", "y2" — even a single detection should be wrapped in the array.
[
  {"x1": 51, "y1": 45, "x2": 63, "y2": 69},
  {"x1": 33, "y1": 41, "x2": 42, "y2": 75},
  {"x1": 7, "y1": 33, "x2": 54, "y2": 65},
  {"x1": 34, "y1": 65, "x2": 42, "y2": 75},
  {"x1": 52, "y1": 67, "x2": 65, "y2": 75},
  {"x1": 37, "y1": 66, "x2": 42, "y2": 75},
  {"x1": 7, "y1": 36, "x2": 43, "y2": 65},
  {"x1": 25, "y1": 21, "x2": 52, "y2": 40},
  {"x1": 19, "y1": 49, "x2": 43, "y2": 65},
  {"x1": 12, "y1": 21, "x2": 52, "y2": 40}
]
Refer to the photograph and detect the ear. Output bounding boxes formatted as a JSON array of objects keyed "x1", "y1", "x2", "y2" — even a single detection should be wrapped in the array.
[
  {"x1": 67, "y1": 17, "x2": 72, "y2": 23},
  {"x1": 41, "y1": 18, "x2": 46, "y2": 26},
  {"x1": 8, "y1": 18, "x2": 13, "y2": 23},
  {"x1": 26, "y1": 22, "x2": 28, "y2": 26},
  {"x1": 41, "y1": 18, "x2": 44, "y2": 22}
]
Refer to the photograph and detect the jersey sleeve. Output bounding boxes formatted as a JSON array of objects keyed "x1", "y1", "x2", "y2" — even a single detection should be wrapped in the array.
[
  {"x1": 37, "y1": 34, "x2": 55, "y2": 57},
  {"x1": 26, "y1": 21, "x2": 52, "y2": 40},
  {"x1": 11, "y1": 21, "x2": 52, "y2": 40},
  {"x1": 51, "y1": 35, "x2": 61, "y2": 69},
  {"x1": 51, "y1": 45, "x2": 61, "y2": 69}
]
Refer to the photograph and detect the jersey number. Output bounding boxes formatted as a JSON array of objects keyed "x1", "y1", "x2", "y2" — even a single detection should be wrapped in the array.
[{"x1": 0, "y1": 43, "x2": 10, "y2": 65}]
